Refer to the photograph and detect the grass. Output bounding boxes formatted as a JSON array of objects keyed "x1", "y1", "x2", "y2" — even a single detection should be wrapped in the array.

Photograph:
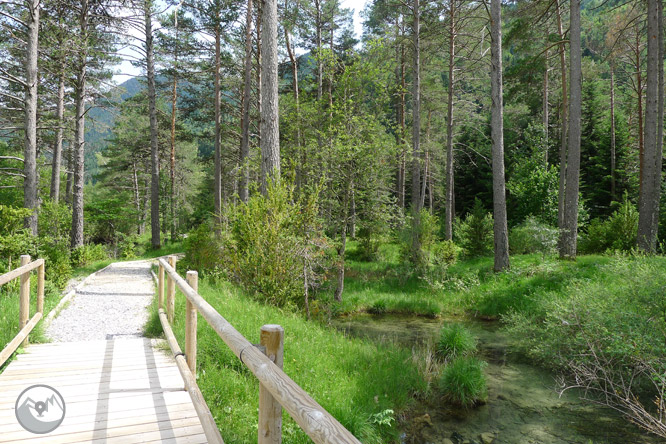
[
  {"x1": 145, "y1": 278, "x2": 426, "y2": 443},
  {"x1": 339, "y1": 240, "x2": 617, "y2": 319},
  {"x1": 437, "y1": 324, "x2": 477, "y2": 361},
  {"x1": 439, "y1": 356, "x2": 488, "y2": 407}
]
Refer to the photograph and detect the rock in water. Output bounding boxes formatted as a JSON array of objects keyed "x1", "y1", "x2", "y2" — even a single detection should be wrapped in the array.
[{"x1": 480, "y1": 432, "x2": 495, "y2": 444}]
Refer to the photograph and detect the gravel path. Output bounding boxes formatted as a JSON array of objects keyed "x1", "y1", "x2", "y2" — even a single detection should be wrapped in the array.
[{"x1": 46, "y1": 260, "x2": 155, "y2": 342}]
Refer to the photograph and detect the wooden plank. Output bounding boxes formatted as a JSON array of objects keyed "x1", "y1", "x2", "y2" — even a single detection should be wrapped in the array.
[
  {"x1": 0, "y1": 415, "x2": 203, "y2": 444},
  {"x1": 0, "y1": 312, "x2": 42, "y2": 368},
  {"x1": 19, "y1": 255, "x2": 30, "y2": 348},
  {"x1": 159, "y1": 309, "x2": 224, "y2": 444},
  {"x1": 0, "y1": 258, "x2": 43, "y2": 287}
]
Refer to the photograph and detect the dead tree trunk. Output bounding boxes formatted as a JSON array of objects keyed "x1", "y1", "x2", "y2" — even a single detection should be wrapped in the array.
[
  {"x1": 556, "y1": 0, "x2": 568, "y2": 233},
  {"x1": 444, "y1": 0, "x2": 456, "y2": 240}
]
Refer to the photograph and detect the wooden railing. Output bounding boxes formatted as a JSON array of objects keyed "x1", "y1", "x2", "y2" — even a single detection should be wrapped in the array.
[
  {"x1": 158, "y1": 256, "x2": 362, "y2": 444},
  {"x1": 0, "y1": 255, "x2": 45, "y2": 368}
]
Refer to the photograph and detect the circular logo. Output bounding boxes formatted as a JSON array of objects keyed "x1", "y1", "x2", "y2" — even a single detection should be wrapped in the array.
[{"x1": 15, "y1": 385, "x2": 66, "y2": 434}]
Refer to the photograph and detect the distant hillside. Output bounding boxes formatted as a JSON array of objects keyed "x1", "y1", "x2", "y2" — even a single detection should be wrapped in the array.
[{"x1": 84, "y1": 77, "x2": 143, "y2": 180}]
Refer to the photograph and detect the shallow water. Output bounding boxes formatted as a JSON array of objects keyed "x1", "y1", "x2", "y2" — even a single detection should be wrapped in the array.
[{"x1": 332, "y1": 314, "x2": 662, "y2": 444}]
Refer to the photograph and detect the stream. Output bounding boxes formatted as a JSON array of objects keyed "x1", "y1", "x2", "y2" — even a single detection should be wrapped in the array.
[{"x1": 332, "y1": 314, "x2": 662, "y2": 444}]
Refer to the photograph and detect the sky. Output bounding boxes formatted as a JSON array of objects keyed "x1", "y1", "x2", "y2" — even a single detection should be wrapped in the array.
[{"x1": 112, "y1": 0, "x2": 369, "y2": 84}]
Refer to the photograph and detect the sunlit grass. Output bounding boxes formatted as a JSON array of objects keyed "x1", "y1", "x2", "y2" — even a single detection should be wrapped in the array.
[{"x1": 145, "y1": 278, "x2": 425, "y2": 443}]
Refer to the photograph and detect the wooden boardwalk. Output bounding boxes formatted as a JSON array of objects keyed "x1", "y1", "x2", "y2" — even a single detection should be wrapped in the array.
[{"x1": 0, "y1": 338, "x2": 208, "y2": 443}]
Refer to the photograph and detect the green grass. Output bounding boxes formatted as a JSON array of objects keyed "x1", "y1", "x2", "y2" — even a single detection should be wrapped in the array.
[
  {"x1": 437, "y1": 324, "x2": 477, "y2": 360},
  {"x1": 340, "y1": 240, "x2": 617, "y2": 319},
  {"x1": 439, "y1": 356, "x2": 488, "y2": 407},
  {"x1": 145, "y1": 278, "x2": 426, "y2": 443}
]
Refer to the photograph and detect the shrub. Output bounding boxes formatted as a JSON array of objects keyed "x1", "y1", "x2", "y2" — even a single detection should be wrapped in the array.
[
  {"x1": 71, "y1": 244, "x2": 108, "y2": 268},
  {"x1": 579, "y1": 195, "x2": 638, "y2": 254},
  {"x1": 400, "y1": 209, "x2": 458, "y2": 272},
  {"x1": 439, "y1": 356, "x2": 488, "y2": 407},
  {"x1": 510, "y1": 217, "x2": 558, "y2": 255},
  {"x1": 181, "y1": 223, "x2": 224, "y2": 279},
  {"x1": 40, "y1": 242, "x2": 72, "y2": 289},
  {"x1": 437, "y1": 324, "x2": 477, "y2": 361},
  {"x1": 455, "y1": 199, "x2": 493, "y2": 257},
  {"x1": 213, "y1": 181, "x2": 328, "y2": 309}
]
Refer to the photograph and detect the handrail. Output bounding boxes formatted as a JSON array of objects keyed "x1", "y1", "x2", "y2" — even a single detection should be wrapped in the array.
[
  {"x1": 158, "y1": 256, "x2": 362, "y2": 444},
  {"x1": 0, "y1": 255, "x2": 45, "y2": 368}
]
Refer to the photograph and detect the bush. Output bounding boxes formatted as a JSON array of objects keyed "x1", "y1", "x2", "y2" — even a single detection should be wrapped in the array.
[
  {"x1": 213, "y1": 181, "x2": 328, "y2": 309},
  {"x1": 71, "y1": 244, "x2": 108, "y2": 268},
  {"x1": 510, "y1": 217, "x2": 558, "y2": 255},
  {"x1": 181, "y1": 223, "x2": 224, "y2": 279},
  {"x1": 400, "y1": 209, "x2": 458, "y2": 272},
  {"x1": 437, "y1": 324, "x2": 477, "y2": 361},
  {"x1": 579, "y1": 195, "x2": 638, "y2": 254},
  {"x1": 455, "y1": 198, "x2": 493, "y2": 257},
  {"x1": 439, "y1": 356, "x2": 488, "y2": 407}
]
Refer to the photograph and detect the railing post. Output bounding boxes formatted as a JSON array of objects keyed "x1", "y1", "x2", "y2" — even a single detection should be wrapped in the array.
[
  {"x1": 37, "y1": 261, "x2": 44, "y2": 314},
  {"x1": 258, "y1": 324, "x2": 284, "y2": 444},
  {"x1": 167, "y1": 255, "x2": 177, "y2": 323},
  {"x1": 19, "y1": 255, "x2": 30, "y2": 347},
  {"x1": 185, "y1": 270, "x2": 198, "y2": 374},
  {"x1": 158, "y1": 263, "x2": 165, "y2": 310}
]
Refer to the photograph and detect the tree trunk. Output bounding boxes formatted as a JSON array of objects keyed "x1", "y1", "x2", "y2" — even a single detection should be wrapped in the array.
[
  {"x1": 23, "y1": 0, "x2": 40, "y2": 235},
  {"x1": 421, "y1": 109, "x2": 431, "y2": 210},
  {"x1": 334, "y1": 184, "x2": 349, "y2": 302},
  {"x1": 256, "y1": 0, "x2": 262, "y2": 151},
  {"x1": 315, "y1": 0, "x2": 322, "y2": 101},
  {"x1": 556, "y1": 0, "x2": 568, "y2": 232},
  {"x1": 543, "y1": 45, "x2": 549, "y2": 165},
  {"x1": 65, "y1": 140, "x2": 73, "y2": 205},
  {"x1": 239, "y1": 0, "x2": 253, "y2": 203},
  {"x1": 285, "y1": 25, "x2": 302, "y2": 189},
  {"x1": 170, "y1": 29, "x2": 178, "y2": 241},
  {"x1": 410, "y1": 0, "x2": 422, "y2": 261},
  {"x1": 214, "y1": 27, "x2": 224, "y2": 220},
  {"x1": 444, "y1": 0, "x2": 455, "y2": 240},
  {"x1": 71, "y1": 0, "x2": 88, "y2": 250},
  {"x1": 145, "y1": 0, "x2": 160, "y2": 249},
  {"x1": 610, "y1": 63, "x2": 616, "y2": 202},
  {"x1": 133, "y1": 162, "x2": 141, "y2": 235},
  {"x1": 637, "y1": 0, "x2": 662, "y2": 253},
  {"x1": 637, "y1": 30, "x2": 644, "y2": 194},
  {"x1": 260, "y1": 0, "x2": 280, "y2": 194},
  {"x1": 559, "y1": 0, "x2": 582, "y2": 259},
  {"x1": 50, "y1": 65, "x2": 65, "y2": 202},
  {"x1": 490, "y1": 0, "x2": 509, "y2": 272}
]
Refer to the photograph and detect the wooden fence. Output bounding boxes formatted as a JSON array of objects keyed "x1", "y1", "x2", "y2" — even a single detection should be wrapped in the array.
[
  {"x1": 0, "y1": 255, "x2": 45, "y2": 368},
  {"x1": 158, "y1": 256, "x2": 362, "y2": 444}
]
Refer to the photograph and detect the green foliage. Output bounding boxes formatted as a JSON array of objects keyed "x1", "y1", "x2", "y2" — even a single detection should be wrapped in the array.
[
  {"x1": 507, "y1": 124, "x2": 559, "y2": 226},
  {"x1": 70, "y1": 244, "x2": 108, "y2": 268},
  {"x1": 439, "y1": 356, "x2": 488, "y2": 407},
  {"x1": 400, "y1": 209, "x2": 459, "y2": 272},
  {"x1": 37, "y1": 201, "x2": 72, "y2": 288},
  {"x1": 181, "y1": 223, "x2": 224, "y2": 279},
  {"x1": 437, "y1": 324, "x2": 477, "y2": 361},
  {"x1": 509, "y1": 217, "x2": 558, "y2": 255},
  {"x1": 579, "y1": 195, "x2": 638, "y2": 254},
  {"x1": 0, "y1": 205, "x2": 39, "y2": 265},
  {"x1": 209, "y1": 181, "x2": 328, "y2": 309},
  {"x1": 454, "y1": 199, "x2": 494, "y2": 258}
]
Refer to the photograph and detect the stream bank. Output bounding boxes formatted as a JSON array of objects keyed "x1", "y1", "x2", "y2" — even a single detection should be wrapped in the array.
[{"x1": 332, "y1": 314, "x2": 661, "y2": 444}]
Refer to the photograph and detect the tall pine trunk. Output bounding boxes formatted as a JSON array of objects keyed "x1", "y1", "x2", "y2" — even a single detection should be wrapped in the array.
[
  {"x1": 50, "y1": 66, "x2": 65, "y2": 202},
  {"x1": 169, "y1": 30, "x2": 178, "y2": 241},
  {"x1": 23, "y1": 0, "x2": 40, "y2": 235},
  {"x1": 260, "y1": 0, "x2": 280, "y2": 194},
  {"x1": 71, "y1": 0, "x2": 88, "y2": 249},
  {"x1": 543, "y1": 45, "x2": 549, "y2": 164},
  {"x1": 239, "y1": 0, "x2": 253, "y2": 203},
  {"x1": 559, "y1": 0, "x2": 582, "y2": 259},
  {"x1": 610, "y1": 63, "x2": 616, "y2": 202},
  {"x1": 444, "y1": 0, "x2": 455, "y2": 240},
  {"x1": 410, "y1": 0, "x2": 422, "y2": 262},
  {"x1": 214, "y1": 27, "x2": 224, "y2": 219},
  {"x1": 145, "y1": 0, "x2": 160, "y2": 249},
  {"x1": 556, "y1": 0, "x2": 568, "y2": 232},
  {"x1": 637, "y1": 0, "x2": 662, "y2": 253},
  {"x1": 490, "y1": 0, "x2": 509, "y2": 271}
]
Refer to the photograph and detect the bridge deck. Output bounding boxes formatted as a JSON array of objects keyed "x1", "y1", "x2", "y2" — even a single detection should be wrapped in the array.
[{"x1": 0, "y1": 338, "x2": 207, "y2": 443}]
